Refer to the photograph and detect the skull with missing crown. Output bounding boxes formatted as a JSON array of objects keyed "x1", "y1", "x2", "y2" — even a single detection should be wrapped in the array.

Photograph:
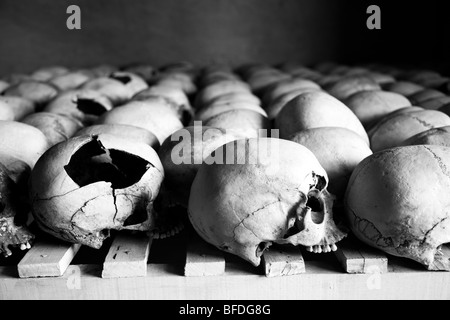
[{"x1": 29, "y1": 134, "x2": 164, "y2": 248}]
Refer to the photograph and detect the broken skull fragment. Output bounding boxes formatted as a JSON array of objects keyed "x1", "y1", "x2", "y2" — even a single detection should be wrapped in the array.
[
  {"x1": 0, "y1": 163, "x2": 33, "y2": 257},
  {"x1": 29, "y1": 134, "x2": 164, "y2": 248}
]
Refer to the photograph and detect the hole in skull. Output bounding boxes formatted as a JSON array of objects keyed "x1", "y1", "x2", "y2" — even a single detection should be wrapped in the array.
[
  {"x1": 312, "y1": 173, "x2": 327, "y2": 191},
  {"x1": 110, "y1": 74, "x2": 132, "y2": 85},
  {"x1": 99, "y1": 228, "x2": 110, "y2": 239},
  {"x1": 306, "y1": 194, "x2": 325, "y2": 224},
  {"x1": 256, "y1": 241, "x2": 271, "y2": 257},
  {"x1": 0, "y1": 202, "x2": 5, "y2": 213},
  {"x1": 123, "y1": 201, "x2": 148, "y2": 227},
  {"x1": 306, "y1": 196, "x2": 322, "y2": 213},
  {"x1": 77, "y1": 99, "x2": 108, "y2": 116},
  {"x1": 64, "y1": 136, "x2": 151, "y2": 189}
]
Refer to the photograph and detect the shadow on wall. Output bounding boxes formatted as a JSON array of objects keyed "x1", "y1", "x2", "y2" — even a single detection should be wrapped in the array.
[{"x1": 0, "y1": 0, "x2": 447, "y2": 74}]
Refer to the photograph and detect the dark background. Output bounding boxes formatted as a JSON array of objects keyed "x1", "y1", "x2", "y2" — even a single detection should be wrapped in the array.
[{"x1": 0, "y1": 0, "x2": 448, "y2": 74}]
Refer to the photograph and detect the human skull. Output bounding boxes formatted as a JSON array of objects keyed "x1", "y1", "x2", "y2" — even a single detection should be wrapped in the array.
[
  {"x1": 344, "y1": 145, "x2": 450, "y2": 270},
  {"x1": 29, "y1": 134, "x2": 164, "y2": 248},
  {"x1": 368, "y1": 109, "x2": 450, "y2": 152},
  {"x1": 204, "y1": 109, "x2": 270, "y2": 140},
  {"x1": 0, "y1": 163, "x2": 34, "y2": 257},
  {"x1": 323, "y1": 75, "x2": 381, "y2": 100},
  {"x1": 132, "y1": 86, "x2": 194, "y2": 125},
  {"x1": 275, "y1": 91, "x2": 370, "y2": 145},
  {"x1": 3, "y1": 80, "x2": 59, "y2": 108},
  {"x1": 383, "y1": 81, "x2": 424, "y2": 96},
  {"x1": 21, "y1": 112, "x2": 83, "y2": 147},
  {"x1": 30, "y1": 66, "x2": 69, "y2": 81},
  {"x1": 44, "y1": 89, "x2": 113, "y2": 126},
  {"x1": 96, "y1": 98, "x2": 184, "y2": 144},
  {"x1": 0, "y1": 96, "x2": 35, "y2": 121},
  {"x1": 194, "y1": 80, "x2": 251, "y2": 108},
  {"x1": 400, "y1": 126, "x2": 450, "y2": 147},
  {"x1": 188, "y1": 138, "x2": 347, "y2": 266},
  {"x1": 343, "y1": 90, "x2": 411, "y2": 129},
  {"x1": 49, "y1": 70, "x2": 94, "y2": 91}
]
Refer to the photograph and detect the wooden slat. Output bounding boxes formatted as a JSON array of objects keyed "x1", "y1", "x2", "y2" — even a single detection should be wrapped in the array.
[
  {"x1": 263, "y1": 245, "x2": 305, "y2": 277},
  {"x1": 334, "y1": 239, "x2": 388, "y2": 274},
  {"x1": 430, "y1": 245, "x2": 450, "y2": 271},
  {"x1": 2, "y1": 260, "x2": 450, "y2": 300},
  {"x1": 101, "y1": 233, "x2": 152, "y2": 278},
  {"x1": 184, "y1": 237, "x2": 225, "y2": 276},
  {"x1": 17, "y1": 240, "x2": 81, "y2": 278}
]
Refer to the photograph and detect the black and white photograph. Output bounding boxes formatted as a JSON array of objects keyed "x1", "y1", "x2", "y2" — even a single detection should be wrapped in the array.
[{"x1": 0, "y1": 0, "x2": 449, "y2": 303}]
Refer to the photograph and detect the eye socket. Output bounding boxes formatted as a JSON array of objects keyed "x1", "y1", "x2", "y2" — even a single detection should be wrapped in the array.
[
  {"x1": 0, "y1": 202, "x2": 5, "y2": 213},
  {"x1": 256, "y1": 241, "x2": 271, "y2": 257}
]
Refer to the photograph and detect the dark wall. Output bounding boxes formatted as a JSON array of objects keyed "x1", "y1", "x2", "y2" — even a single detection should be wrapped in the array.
[
  {"x1": 338, "y1": 0, "x2": 446, "y2": 70},
  {"x1": 0, "y1": 0, "x2": 447, "y2": 75}
]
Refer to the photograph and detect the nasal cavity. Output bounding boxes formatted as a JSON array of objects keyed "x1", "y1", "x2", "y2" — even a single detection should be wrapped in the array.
[{"x1": 306, "y1": 192, "x2": 325, "y2": 224}]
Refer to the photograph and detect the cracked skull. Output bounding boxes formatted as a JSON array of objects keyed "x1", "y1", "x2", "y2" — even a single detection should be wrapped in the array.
[
  {"x1": 29, "y1": 134, "x2": 164, "y2": 248},
  {"x1": 344, "y1": 145, "x2": 450, "y2": 270},
  {"x1": 188, "y1": 138, "x2": 347, "y2": 266}
]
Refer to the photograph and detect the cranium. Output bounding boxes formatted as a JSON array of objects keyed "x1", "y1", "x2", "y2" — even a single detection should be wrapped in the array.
[
  {"x1": 30, "y1": 66, "x2": 69, "y2": 82},
  {"x1": 0, "y1": 96, "x2": 35, "y2": 121},
  {"x1": 153, "y1": 71, "x2": 197, "y2": 96},
  {"x1": 383, "y1": 81, "x2": 424, "y2": 96},
  {"x1": 44, "y1": 89, "x2": 113, "y2": 126},
  {"x1": 275, "y1": 91, "x2": 369, "y2": 145},
  {"x1": 3, "y1": 80, "x2": 59, "y2": 108},
  {"x1": 343, "y1": 90, "x2": 411, "y2": 129},
  {"x1": 324, "y1": 75, "x2": 381, "y2": 101},
  {"x1": 132, "y1": 86, "x2": 194, "y2": 125},
  {"x1": 368, "y1": 109, "x2": 450, "y2": 152},
  {"x1": 204, "y1": 109, "x2": 270, "y2": 140},
  {"x1": 188, "y1": 138, "x2": 347, "y2": 266},
  {"x1": 345, "y1": 145, "x2": 450, "y2": 270},
  {"x1": 0, "y1": 101, "x2": 15, "y2": 121},
  {"x1": 49, "y1": 70, "x2": 94, "y2": 91},
  {"x1": 29, "y1": 134, "x2": 164, "y2": 248},
  {"x1": 194, "y1": 79, "x2": 251, "y2": 109},
  {"x1": 400, "y1": 126, "x2": 450, "y2": 147},
  {"x1": 408, "y1": 89, "x2": 446, "y2": 106},
  {"x1": 22, "y1": 112, "x2": 83, "y2": 147}
]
